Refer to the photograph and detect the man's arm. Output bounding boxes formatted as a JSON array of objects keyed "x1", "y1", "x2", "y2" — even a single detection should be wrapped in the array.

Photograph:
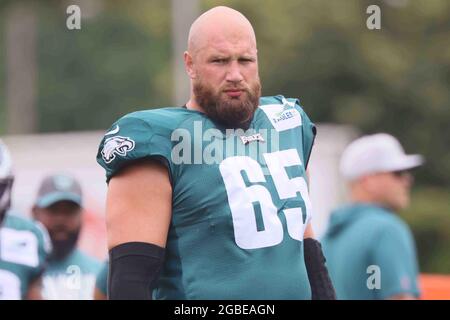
[
  {"x1": 106, "y1": 159, "x2": 172, "y2": 299},
  {"x1": 303, "y1": 170, "x2": 336, "y2": 300},
  {"x1": 303, "y1": 222, "x2": 336, "y2": 300}
]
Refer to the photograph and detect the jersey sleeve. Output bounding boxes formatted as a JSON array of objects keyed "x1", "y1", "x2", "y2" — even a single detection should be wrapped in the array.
[
  {"x1": 295, "y1": 101, "x2": 316, "y2": 170},
  {"x1": 96, "y1": 114, "x2": 174, "y2": 183},
  {"x1": 372, "y1": 220, "x2": 421, "y2": 299},
  {"x1": 29, "y1": 221, "x2": 52, "y2": 282}
]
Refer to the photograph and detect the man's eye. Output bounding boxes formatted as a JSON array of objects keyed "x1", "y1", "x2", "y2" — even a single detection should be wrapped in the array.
[{"x1": 212, "y1": 59, "x2": 226, "y2": 64}]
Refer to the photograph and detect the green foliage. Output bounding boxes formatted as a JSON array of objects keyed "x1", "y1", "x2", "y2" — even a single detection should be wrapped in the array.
[
  {"x1": 36, "y1": 1, "x2": 172, "y2": 132},
  {"x1": 400, "y1": 187, "x2": 450, "y2": 273}
]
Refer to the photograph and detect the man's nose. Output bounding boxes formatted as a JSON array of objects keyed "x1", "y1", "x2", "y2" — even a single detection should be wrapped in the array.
[{"x1": 225, "y1": 61, "x2": 244, "y2": 83}]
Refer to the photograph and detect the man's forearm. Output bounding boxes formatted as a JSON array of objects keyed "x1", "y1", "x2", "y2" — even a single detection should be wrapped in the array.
[
  {"x1": 304, "y1": 238, "x2": 337, "y2": 300},
  {"x1": 108, "y1": 242, "x2": 165, "y2": 300}
]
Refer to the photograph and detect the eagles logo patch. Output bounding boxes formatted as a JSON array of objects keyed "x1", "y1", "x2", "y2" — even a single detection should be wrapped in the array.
[{"x1": 101, "y1": 136, "x2": 135, "y2": 163}]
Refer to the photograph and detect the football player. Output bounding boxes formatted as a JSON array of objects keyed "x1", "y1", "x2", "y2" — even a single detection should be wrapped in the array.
[
  {"x1": 0, "y1": 140, "x2": 51, "y2": 300},
  {"x1": 97, "y1": 6, "x2": 335, "y2": 299}
]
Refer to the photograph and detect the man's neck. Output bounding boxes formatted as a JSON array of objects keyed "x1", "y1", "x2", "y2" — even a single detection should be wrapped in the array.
[
  {"x1": 350, "y1": 190, "x2": 383, "y2": 208},
  {"x1": 186, "y1": 98, "x2": 205, "y2": 113}
]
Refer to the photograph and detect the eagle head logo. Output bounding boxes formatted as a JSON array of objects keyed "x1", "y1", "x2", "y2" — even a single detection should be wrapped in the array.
[{"x1": 101, "y1": 136, "x2": 135, "y2": 163}]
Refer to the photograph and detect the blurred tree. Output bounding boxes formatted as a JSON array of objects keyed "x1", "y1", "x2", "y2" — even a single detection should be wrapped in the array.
[
  {"x1": 35, "y1": 0, "x2": 172, "y2": 132},
  {"x1": 3, "y1": 0, "x2": 38, "y2": 134}
]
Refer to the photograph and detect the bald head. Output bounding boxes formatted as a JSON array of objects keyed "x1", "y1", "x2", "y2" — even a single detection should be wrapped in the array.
[
  {"x1": 184, "y1": 6, "x2": 261, "y2": 129},
  {"x1": 187, "y1": 6, "x2": 257, "y2": 55}
]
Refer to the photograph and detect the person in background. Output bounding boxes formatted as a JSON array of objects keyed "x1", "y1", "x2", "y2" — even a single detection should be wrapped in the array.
[
  {"x1": 0, "y1": 140, "x2": 51, "y2": 300},
  {"x1": 322, "y1": 133, "x2": 423, "y2": 300},
  {"x1": 32, "y1": 174, "x2": 101, "y2": 299}
]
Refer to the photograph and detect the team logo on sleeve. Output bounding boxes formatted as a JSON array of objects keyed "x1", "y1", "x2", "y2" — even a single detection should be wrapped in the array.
[{"x1": 101, "y1": 136, "x2": 135, "y2": 163}]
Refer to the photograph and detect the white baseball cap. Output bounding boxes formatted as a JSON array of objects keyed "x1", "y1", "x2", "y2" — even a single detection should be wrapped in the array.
[{"x1": 340, "y1": 133, "x2": 424, "y2": 181}]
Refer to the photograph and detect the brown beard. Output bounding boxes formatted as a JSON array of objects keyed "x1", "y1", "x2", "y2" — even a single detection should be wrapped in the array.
[{"x1": 193, "y1": 78, "x2": 261, "y2": 130}]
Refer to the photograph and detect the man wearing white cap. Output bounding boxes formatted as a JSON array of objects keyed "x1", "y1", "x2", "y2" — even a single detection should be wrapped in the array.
[{"x1": 321, "y1": 133, "x2": 423, "y2": 300}]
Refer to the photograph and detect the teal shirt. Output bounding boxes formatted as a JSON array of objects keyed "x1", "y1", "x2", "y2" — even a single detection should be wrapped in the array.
[
  {"x1": 0, "y1": 211, "x2": 51, "y2": 299},
  {"x1": 42, "y1": 248, "x2": 101, "y2": 300},
  {"x1": 96, "y1": 95, "x2": 317, "y2": 299},
  {"x1": 321, "y1": 203, "x2": 421, "y2": 300},
  {"x1": 95, "y1": 260, "x2": 108, "y2": 297}
]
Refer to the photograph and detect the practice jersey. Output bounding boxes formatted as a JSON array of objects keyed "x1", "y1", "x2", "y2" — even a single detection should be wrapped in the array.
[
  {"x1": 42, "y1": 248, "x2": 102, "y2": 300},
  {"x1": 97, "y1": 95, "x2": 316, "y2": 299},
  {"x1": 0, "y1": 212, "x2": 51, "y2": 300}
]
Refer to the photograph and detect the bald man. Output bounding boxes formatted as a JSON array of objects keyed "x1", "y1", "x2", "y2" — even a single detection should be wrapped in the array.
[{"x1": 97, "y1": 6, "x2": 335, "y2": 300}]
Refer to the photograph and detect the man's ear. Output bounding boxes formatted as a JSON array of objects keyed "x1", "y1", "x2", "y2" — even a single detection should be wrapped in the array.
[{"x1": 184, "y1": 51, "x2": 196, "y2": 79}]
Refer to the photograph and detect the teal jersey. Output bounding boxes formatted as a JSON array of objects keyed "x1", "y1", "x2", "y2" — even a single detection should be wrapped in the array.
[
  {"x1": 42, "y1": 248, "x2": 102, "y2": 300},
  {"x1": 95, "y1": 260, "x2": 108, "y2": 296},
  {"x1": 97, "y1": 95, "x2": 316, "y2": 299},
  {"x1": 0, "y1": 211, "x2": 51, "y2": 300},
  {"x1": 321, "y1": 203, "x2": 421, "y2": 300}
]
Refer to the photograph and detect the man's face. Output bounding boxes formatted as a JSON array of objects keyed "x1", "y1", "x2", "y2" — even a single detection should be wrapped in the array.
[
  {"x1": 33, "y1": 200, "x2": 82, "y2": 260},
  {"x1": 187, "y1": 33, "x2": 261, "y2": 129},
  {"x1": 366, "y1": 171, "x2": 414, "y2": 211}
]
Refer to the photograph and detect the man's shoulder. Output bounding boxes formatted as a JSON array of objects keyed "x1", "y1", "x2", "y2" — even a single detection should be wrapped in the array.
[
  {"x1": 118, "y1": 107, "x2": 199, "y2": 131},
  {"x1": 354, "y1": 204, "x2": 412, "y2": 235},
  {"x1": 97, "y1": 107, "x2": 197, "y2": 173},
  {"x1": 3, "y1": 211, "x2": 45, "y2": 236},
  {"x1": 258, "y1": 95, "x2": 313, "y2": 134},
  {"x1": 2, "y1": 211, "x2": 32, "y2": 230},
  {"x1": 1, "y1": 212, "x2": 51, "y2": 267},
  {"x1": 260, "y1": 95, "x2": 307, "y2": 110}
]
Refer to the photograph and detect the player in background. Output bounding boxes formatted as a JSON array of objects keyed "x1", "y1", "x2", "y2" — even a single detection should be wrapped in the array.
[
  {"x1": 0, "y1": 140, "x2": 51, "y2": 300},
  {"x1": 322, "y1": 133, "x2": 422, "y2": 300},
  {"x1": 32, "y1": 174, "x2": 101, "y2": 299}
]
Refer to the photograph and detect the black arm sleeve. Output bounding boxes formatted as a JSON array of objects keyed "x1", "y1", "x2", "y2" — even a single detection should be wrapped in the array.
[
  {"x1": 304, "y1": 238, "x2": 337, "y2": 300},
  {"x1": 108, "y1": 242, "x2": 165, "y2": 300}
]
